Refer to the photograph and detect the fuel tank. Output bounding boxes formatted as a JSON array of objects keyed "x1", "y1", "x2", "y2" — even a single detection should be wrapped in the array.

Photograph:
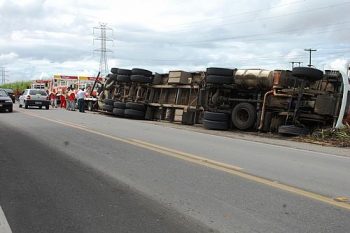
[{"x1": 234, "y1": 69, "x2": 273, "y2": 90}]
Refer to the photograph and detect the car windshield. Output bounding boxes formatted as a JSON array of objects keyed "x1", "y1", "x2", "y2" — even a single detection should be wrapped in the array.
[
  {"x1": 0, "y1": 90, "x2": 8, "y2": 96},
  {"x1": 29, "y1": 90, "x2": 47, "y2": 96}
]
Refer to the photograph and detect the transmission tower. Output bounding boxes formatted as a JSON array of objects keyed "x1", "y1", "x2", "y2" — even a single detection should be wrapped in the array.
[
  {"x1": 0, "y1": 67, "x2": 8, "y2": 84},
  {"x1": 93, "y1": 23, "x2": 113, "y2": 77}
]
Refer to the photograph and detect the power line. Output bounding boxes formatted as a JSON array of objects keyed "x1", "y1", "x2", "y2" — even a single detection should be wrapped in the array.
[{"x1": 0, "y1": 67, "x2": 8, "y2": 85}]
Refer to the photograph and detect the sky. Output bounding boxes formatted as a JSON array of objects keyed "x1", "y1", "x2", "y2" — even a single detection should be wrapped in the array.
[{"x1": 0, "y1": 0, "x2": 349, "y2": 81}]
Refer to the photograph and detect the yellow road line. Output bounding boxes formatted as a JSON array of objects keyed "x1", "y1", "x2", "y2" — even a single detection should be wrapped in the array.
[{"x1": 20, "y1": 110, "x2": 350, "y2": 211}]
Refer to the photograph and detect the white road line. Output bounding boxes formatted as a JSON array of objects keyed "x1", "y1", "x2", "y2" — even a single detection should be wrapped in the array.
[{"x1": 0, "y1": 206, "x2": 12, "y2": 233}]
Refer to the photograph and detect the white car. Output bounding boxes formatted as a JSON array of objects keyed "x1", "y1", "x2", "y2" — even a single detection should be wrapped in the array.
[{"x1": 19, "y1": 89, "x2": 50, "y2": 109}]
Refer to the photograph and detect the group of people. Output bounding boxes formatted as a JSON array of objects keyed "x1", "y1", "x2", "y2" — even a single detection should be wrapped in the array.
[{"x1": 49, "y1": 88, "x2": 86, "y2": 113}]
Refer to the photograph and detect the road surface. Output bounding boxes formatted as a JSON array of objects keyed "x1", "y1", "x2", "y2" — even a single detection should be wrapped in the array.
[{"x1": 0, "y1": 105, "x2": 349, "y2": 233}]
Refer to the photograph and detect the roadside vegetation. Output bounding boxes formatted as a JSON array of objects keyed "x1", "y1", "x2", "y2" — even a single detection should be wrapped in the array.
[
  {"x1": 0, "y1": 81, "x2": 31, "y2": 93},
  {"x1": 298, "y1": 125, "x2": 350, "y2": 147}
]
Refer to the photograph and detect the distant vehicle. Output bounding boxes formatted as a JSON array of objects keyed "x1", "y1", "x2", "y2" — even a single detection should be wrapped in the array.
[
  {"x1": 0, "y1": 89, "x2": 13, "y2": 112},
  {"x1": 0, "y1": 88, "x2": 16, "y2": 103},
  {"x1": 19, "y1": 89, "x2": 50, "y2": 110}
]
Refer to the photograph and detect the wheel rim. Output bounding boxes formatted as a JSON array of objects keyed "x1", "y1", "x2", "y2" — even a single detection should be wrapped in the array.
[{"x1": 237, "y1": 108, "x2": 249, "y2": 122}]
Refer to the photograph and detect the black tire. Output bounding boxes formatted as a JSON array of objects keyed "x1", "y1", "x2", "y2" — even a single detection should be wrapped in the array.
[
  {"x1": 231, "y1": 103, "x2": 256, "y2": 130},
  {"x1": 104, "y1": 99, "x2": 114, "y2": 106},
  {"x1": 203, "y1": 119, "x2": 228, "y2": 130},
  {"x1": 292, "y1": 67, "x2": 323, "y2": 81},
  {"x1": 8, "y1": 106, "x2": 13, "y2": 112},
  {"x1": 117, "y1": 69, "x2": 132, "y2": 76},
  {"x1": 113, "y1": 108, "x2": 125, "y2": 117},
  {"x1": 45, "y1": 105, "x2": 49, "y2": 110},
  {"x1": 114, "y1": 102, "x2": 126, "y2": 109},
  {"x1": 130, "y1": 75, "x2": 152, "y2": 83},
  {"x1": 110, "y1": 67, "x2": 118, "y2": 74},
  {"x1": 126, "y1": 102, "x2": 146, "y2": 111},
  {"x1": 132, "y1": 68, "x2": 152, "y2": 77},
  {"x1": 25, "y1": 104, "x2": 28, "y2": 109},
  {"x1": 117, "y1": 75, "x2": 131, "y2": 83},
  {"x1": 19, "y1": 103, "x2": 22, "y2": 108},
  {"x1": 206, "y1": 67, "x2": 234, "y2": 76},
  {"x1": 206, "y1": 75, "x2": 233, "y2": 84},
  {"x1": 39, "y1": 106, "x2": 42, "y2": 109},
  {"x1": 124, "y1": 109, "x2": 145, "y2": 119},
  {"x1": 203, "y1": 111, "x2": 229, "y2": 122},
  {"x1": 278, "y1": 125, "x2": 310, "y2": 136},
  {"x1": 103, "y1": 104, "x2": 113, "y2": 112}
]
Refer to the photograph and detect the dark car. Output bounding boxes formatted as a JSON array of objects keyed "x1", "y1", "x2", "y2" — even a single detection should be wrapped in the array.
[
  {"x1": 0, "y1": 89, "x2": 13, "y2": 112},
  {"x1": 2, "y1": 88, "x2": 16, "y2": 103}
]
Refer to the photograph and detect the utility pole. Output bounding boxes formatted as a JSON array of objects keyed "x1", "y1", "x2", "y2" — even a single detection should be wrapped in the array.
[
  {"x1": 304, "y1": 48, "x2": 317, "y2": 67},
  {"x1": 289, "y1": 61, "x2": 303, "y2": 69},
  {"x1": 93, "y1": 23, "x2": 113, "y2": 77}
]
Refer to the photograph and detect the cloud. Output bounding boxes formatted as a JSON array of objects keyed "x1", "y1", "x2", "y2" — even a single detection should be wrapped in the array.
[{"x1": 0, "y1": 0, "x2": 349, "y2": 82}]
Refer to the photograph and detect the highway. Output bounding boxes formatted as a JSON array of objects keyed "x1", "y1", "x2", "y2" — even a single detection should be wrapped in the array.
[{"x1": 1, "y1": 104, "x2": 350, "y2": 233}]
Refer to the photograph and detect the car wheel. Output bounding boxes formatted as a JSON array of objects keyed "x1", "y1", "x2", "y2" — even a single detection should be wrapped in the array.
[
  {"x1": 8, "y1": 106, "x2": 13, "y2": 112},
  {"x1": 25, "y1": 104, "x2": 28, "y2": 109},
  {"x1": 39, "y1": 106, "x2": 42, "y2": 109},
  {"x1": 19, "y1": 103, "x2": 22, "y2": 108},
  {"x1": 46, "y1": 105, "x2": 49, "y2": 110}
]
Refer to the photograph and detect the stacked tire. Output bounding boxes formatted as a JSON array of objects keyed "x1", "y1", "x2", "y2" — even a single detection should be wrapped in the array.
[
  {"x1": 130, "y1": 68, "x2": 153, "y2": 83},
  {"x1": 206, "y1": 67, "x2": 234, "y2": 85},
  {"x1": 202, "y1": 111, "x2": 229, "y2": 130},
  {"x1": 102, "y1": 99, "x2": 114, "y2": 112},
  {"x1": 117, "y1": 69, "x2": 132, "y2": 83},
  {"x1": 113, "y1": 101, "x2": 126, "y2": 117},
  {"x1": 124, "y1": 102, "x2": 146, "y2": 120}
]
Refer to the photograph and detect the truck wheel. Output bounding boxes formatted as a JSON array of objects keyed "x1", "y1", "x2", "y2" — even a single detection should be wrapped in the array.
[
  {"x1": 117, "y1": 69, "x2": 132, "y2": 76},
  {"x1": 88, "y1": 102, "x2": 93, "y2": 111},
  {"x1": 206, "y1": 75, "x2": 233, "y2": 84},
  {"x1": 114, "y1": 102, "x2": 126, "y2": 109},
  {"x1": 232, "y1": 103, "x2": 256, "y2": 130},
  {"x1": 126, "y1": 102, "x2": 146, "y2": 111},
  {"x1": 292, "y1": 67, "x2": 323, "y2": 82},
  {"x1": 113, "y1": 108, "x2": 125, "y2": 117},
  {"x1": 104, "y1": 99, "x2": 114, "y2": 106},
  {"x1": 203, "y1": 111, "x2": 229, "y2": 121},
  {"x1": 117, "y1": 75, "x2": 131, "y2": 83},
  {"x1": 132, "y1": 68, "x2": 152, "y2": 77},
  {"x1": 102, "y1": 104, "x2": 113, "y2": 112},
  {"x1": 206, "y1": 67, "x2": 234, "y2": 76},
  {"x1": 124, "y1": 109, "x2": 145, "y2": 119},
  {"x1": 130, "y1": 75, "x2": 152, "y2": 83},
  {"x1": 278, "y1": 125, "x2": 310, "y2": 136},
  {"x1": 110, "y1": 67, "x2": 118, "y2": 74},
  {"x1": 203, "y1": 119, "x2": 228, "y2": 130}
]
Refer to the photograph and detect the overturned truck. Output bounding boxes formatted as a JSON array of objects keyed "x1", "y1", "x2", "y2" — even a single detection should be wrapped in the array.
[
  {"x1": 98, "y1": 66, "x2": 350, "y2": 136},
  {"x1": 202, "y1": 67, "x2": 350, "y2": 135}
]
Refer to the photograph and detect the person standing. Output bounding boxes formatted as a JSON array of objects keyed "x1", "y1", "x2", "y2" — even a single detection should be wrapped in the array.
[
  {"x1": 76, "y1": 88, "x2": 86, "y2": 113},
  {"x1": 49, "y1": 91, "x2": 57, "y2": 108},
  {"x1": 68, "y1": 90, "x2": 76, "y2": 111},
  {"x1": 60, "y1": 91, "x2": 66, "y2": 109}
]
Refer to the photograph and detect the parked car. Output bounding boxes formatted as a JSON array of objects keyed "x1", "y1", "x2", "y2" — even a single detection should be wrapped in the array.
[
  {"x1": 0, "y1": 89, "x2": 13, "y2": 112},
  {"x1": 19, "y1": 89, "x2": 50, "y2": 109},
  {"x1": 0, "y1": 88, "x2": 15, "y2": 103}
]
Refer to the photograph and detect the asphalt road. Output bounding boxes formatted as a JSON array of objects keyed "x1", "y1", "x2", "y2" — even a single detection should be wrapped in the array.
[{"x1": 1, "y1": 105, "x2": 350, "y2": 233}]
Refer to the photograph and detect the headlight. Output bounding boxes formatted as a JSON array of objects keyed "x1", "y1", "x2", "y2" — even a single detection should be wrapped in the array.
[{"x1": 5, "y1": 100, "x2": 12, "y2": 103}]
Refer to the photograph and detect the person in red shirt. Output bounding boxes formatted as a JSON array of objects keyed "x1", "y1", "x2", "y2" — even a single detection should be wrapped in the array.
[
  {"x1": 49, "y1": 92, "x2": 57, "y2": 108},
  {"x1": 60, "y1": 91, "x2": 66, "y2": 108},
  {"x1": 68, "y1": 90, "x2": 76, "y2": 111}
]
